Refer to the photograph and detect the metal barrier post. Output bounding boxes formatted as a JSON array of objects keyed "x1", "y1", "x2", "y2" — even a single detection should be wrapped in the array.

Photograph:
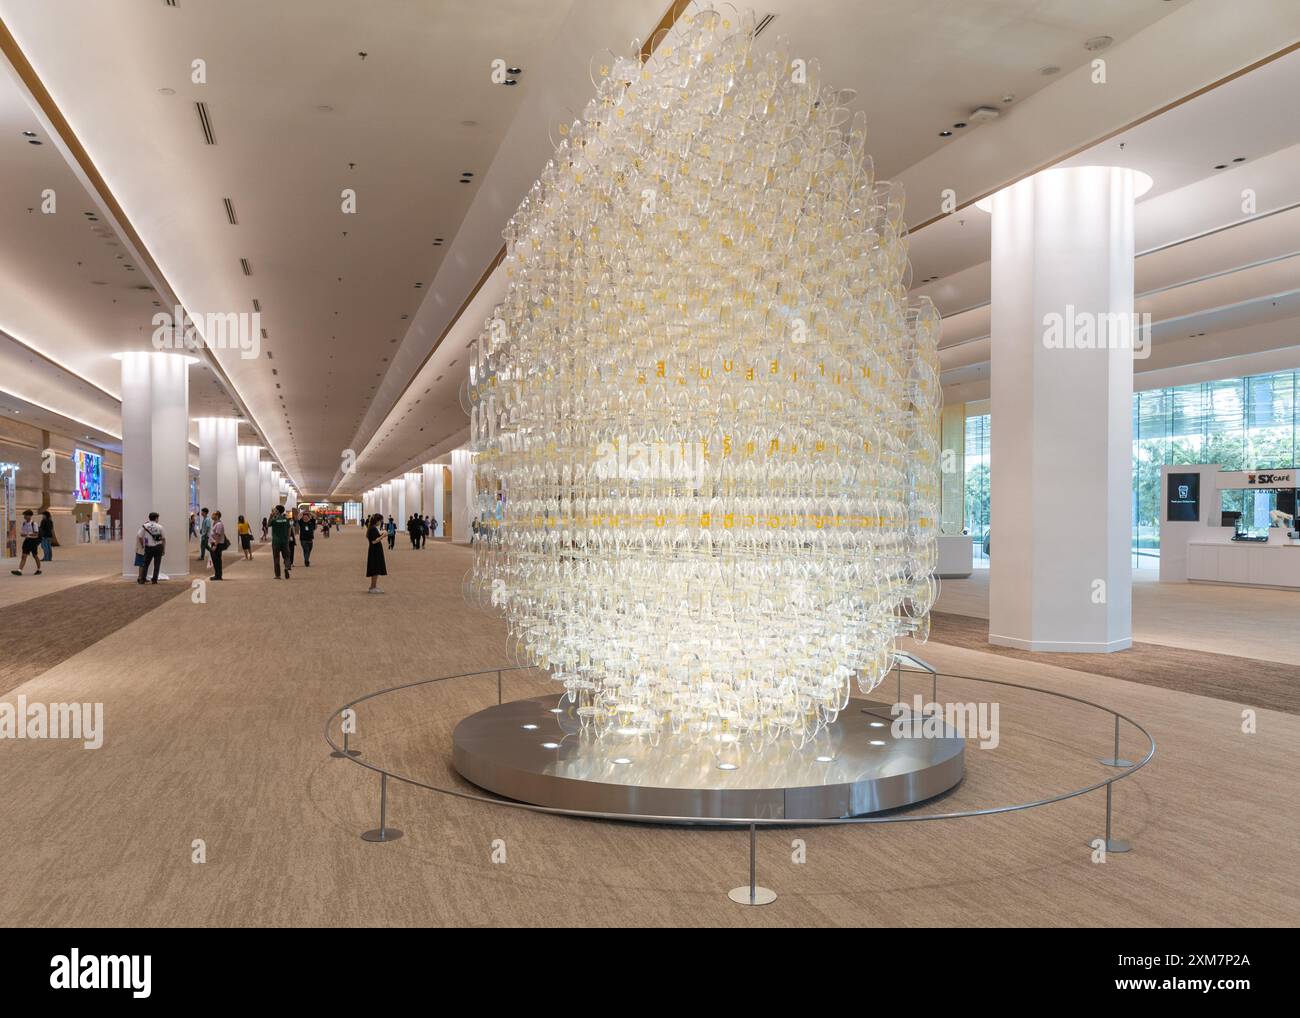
[
  {"x1": 728, "y1": 823, "x2": 776, "y2": 905},
  {"x1": 1099, "y1": 714, "x2": 1133, "y2": 768},
  {"x1": 330, "y1": 706, "x2": 361, "y2": 759},
  {"x1": 361, "y1": 772, "x2": 404, "y2": 843},
  {"x1": 1091, "y1": 780, "x2": 1131, "y2": 854}
]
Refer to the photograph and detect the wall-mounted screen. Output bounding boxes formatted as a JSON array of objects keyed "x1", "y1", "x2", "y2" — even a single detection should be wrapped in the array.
[
  {"x1": 1166, "y1": 471, "x2": 1200, "y2": 522},
  {"x1": 74, "y1": 448, "x2": 103, "y2": 504}
]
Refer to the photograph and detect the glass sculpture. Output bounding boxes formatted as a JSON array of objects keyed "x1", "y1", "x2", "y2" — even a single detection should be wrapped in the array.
[{"x1": 467, "y1": 6, "x2": 941, "y2": 753}]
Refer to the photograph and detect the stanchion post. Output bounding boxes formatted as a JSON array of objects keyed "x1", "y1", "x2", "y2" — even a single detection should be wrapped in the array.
[
  {"x1": 497, "y1": 669, "x2": 503, "y2": 705},
  {"x1": 728, "y1": 823, "x2": 776, "y2": 905},
  {"x1": 1099, "y1": 713, "x2": 1133, "y2": 768},
  {"x1": 361, "y1": 771, "x2": 404, "y2": 843},
  {"x1": 330, "y1": 706, "x2": 361, "y2": 759},
  {"x1": 1090, "y1": 779, "x2": 1130, "y2": 854}
]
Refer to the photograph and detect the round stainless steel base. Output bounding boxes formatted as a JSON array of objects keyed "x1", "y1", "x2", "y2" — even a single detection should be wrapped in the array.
[
  {"x1": 728, "y1": 886, "x2": 777, "y2": 906},
  {"x1": 361, "y1": 828, "x2": 403, "y2": 843},
  {"x1": 452, "y1": 694, "x2": 965, "y2": 822}
]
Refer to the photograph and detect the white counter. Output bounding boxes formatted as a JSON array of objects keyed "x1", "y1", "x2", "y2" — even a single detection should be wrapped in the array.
[
  {"x1": 1187, "y1": 539, "x2": 1300, "y2": 589},
  {"x1": 938, "y1": 535, "x2": 973, "y2": 578}
]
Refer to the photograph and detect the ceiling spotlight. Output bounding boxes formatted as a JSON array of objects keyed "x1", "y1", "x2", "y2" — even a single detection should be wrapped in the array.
[
  {"x1": 461, "y1": 171, "x2": 474, "y2": 177},
  {"x1": 503, "y1": 78, "x2": 518, "y2": 86},
  {"x1": 939, "y1": 129, "x2": 952, "y2": 137},
  {"x1": 1232, "y1": 156, "x2": 1246, "y2": 162},
  {"x1": 1214, "y1": 164, "x2": 1227, "y2": 170},
  {"x1": 952, "y1": 122, "x2": 967, "y2": 129},
  {"x1": 21, "y1": 130, "x2": 36, "y2": 137},
  {"x1": 506, "y1": 66, "x2": 522, "y2": 75}
]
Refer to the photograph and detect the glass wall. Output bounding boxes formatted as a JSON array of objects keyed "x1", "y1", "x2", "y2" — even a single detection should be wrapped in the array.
[
  {"x1": 964, "y1": 414, "x2": 991, "y2": 565},
  {"x1": 964, "y1": 368, "x2": 1300, "y2": 572}
]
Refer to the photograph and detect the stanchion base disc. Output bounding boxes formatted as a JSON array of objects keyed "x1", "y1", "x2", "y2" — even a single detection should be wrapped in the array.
[
  {"x1": 728, "y1": 886, "x2": 777, "y2": 906},
  {"x1": 361, "y1": 828, "x2": 403, "y2": 843},
  {"x1": 1098, "y1": 757, "x2": 1134, "y2": 768},
  {"x1": 330, "y1": 749, "x2": 362, "y2": 758},
  {"x1": 1090, "y1": 837, "x2": 1131, "y2": 854}
]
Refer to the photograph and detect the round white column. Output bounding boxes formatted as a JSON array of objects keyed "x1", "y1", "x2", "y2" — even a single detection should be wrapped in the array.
[
  {"x1": 451, "y1": 448, "x2": 473, "y2": 544},
  {"x1": 431, "y1": 468, "x2": 445, "y2": 536},
  {"x1": 422, "y1": 464, "x2": 438, "y2": 536},
  {"x1": 238, "y1": 445, "x2": 260, "y2": 526},
  {"x1": 196, "y1": 418, "x2": 240, "y2": 521},
  {"x1": 258, "y1": 460, "x2": 272, "y2": 526},
  {"x1": 404, "y1": 472, "x2": 421, "y2": 527},
  {"x1": 118, "y1": 351, "x2": 194, "y2": 578},
  {"x1": 987, "y1": 165, "x2": 1139, "y2": 653}
]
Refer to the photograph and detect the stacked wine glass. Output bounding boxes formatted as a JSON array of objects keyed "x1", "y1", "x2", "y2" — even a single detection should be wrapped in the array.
[{"x1": 466, "y1": 6, "x2": 941, "y2": 758}]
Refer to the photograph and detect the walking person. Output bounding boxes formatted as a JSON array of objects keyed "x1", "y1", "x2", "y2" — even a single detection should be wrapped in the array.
[
  {"x1": 209, "y1": 510, "x2": 228, "y2": 580},
  {"x1": 237, "y1": 515, "x2": 253, "y2": 559},
  {"x1": 299, "y1": 509, "x2": 316, "y2": 566},
  {"x1": 366, "y1": 513, "x2": 387, "y2": 593},
  {"x1": 136, "y1": 512, "x2": 166, "y2": 584},
  {"x1": 260, "y1": 516, "x2": 269, "y2": 542},
  {"x1": 38, "y1": 509, "x2": 55, "y2": 563},
  {"x1": 10, "y1": 509, "x2": 42, "y2": 576},
  {"x1": 268, "y1": 504, "x2": 292, "y2": 579},
  {"x1": 285, "y1": 509, "x2": 298, "y2": 569},
  {"x1": 386, "y1": 515, "x2": 396, "y2": 550},
  {"x1": 198, "y1": 507, "x2": 211, "y2": 562}
]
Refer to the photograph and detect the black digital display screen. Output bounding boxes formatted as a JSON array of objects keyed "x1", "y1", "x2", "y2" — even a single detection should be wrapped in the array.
[{"x1": 1167, "y1": 472, "x2": 1200, "y2": 522}]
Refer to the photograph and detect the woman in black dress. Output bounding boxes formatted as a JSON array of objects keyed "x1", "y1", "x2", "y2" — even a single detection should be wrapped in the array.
[{"x1": 366, "y1": 513, "x2": 387, "y2": 593}]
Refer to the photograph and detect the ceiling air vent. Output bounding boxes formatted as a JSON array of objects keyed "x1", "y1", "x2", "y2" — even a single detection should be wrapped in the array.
[
  {"x1": 240, "y1": 258, "x2": 252, "y2": 276},
  {"x1": 251, "y1": 298, "x2": 261, "y2": 312},
  {"x1": 223, "y1": 197, "x2": 237, "y2": 224},
  {"x1": 195, "y1": 102, "x2": 215, "y2": 145},
  {"x1": 164, "y1": 0, "x2": 179, "y2": 6},
  {"x1": 753, "y1": 13, "x2": 777, "y2": 38}
]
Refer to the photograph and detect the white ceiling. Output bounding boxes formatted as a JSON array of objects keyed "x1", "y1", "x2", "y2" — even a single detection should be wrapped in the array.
[{"x1": 2, "y1": 0, "x2": 1300, "y2": 494}]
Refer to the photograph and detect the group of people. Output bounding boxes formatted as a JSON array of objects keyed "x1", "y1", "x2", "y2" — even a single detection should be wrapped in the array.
[
  {"x1": 405, "y1": 514, "x2": 434, "y2": 549},
  {"x1": 9, "y1": 508, "x2": 55, "y2": 576},
  {"x1": 135, "y1": 505, "x2": 328, "y2": 583}
]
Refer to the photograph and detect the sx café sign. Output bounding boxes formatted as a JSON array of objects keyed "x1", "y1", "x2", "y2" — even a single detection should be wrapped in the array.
[{"x1": 1218, "y1": 470, "x2": 1296, "y2": 489}]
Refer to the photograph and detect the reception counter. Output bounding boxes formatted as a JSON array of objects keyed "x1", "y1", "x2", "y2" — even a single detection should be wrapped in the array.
[{"x1": 1187, "y1": 539, "x2": 1300, "y2": 589}]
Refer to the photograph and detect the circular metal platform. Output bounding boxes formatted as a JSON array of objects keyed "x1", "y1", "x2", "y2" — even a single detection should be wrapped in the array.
[{"x1": 452, "y1": 694, "x2": 965, "y2": 821}]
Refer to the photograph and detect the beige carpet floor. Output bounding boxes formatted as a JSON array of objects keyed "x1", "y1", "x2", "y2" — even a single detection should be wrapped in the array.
[{"x1": 0, "y1": 529, "x2": 1296, "y2": 927}]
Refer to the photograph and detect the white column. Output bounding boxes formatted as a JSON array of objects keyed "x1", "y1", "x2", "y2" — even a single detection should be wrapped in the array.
[
  {"x1": 422, "y1": 464, "x2": 439, "y2": 536},
  {"x1": 394, "y1": 478, "x2": 407, "y2": 525},
  {"x1": 451, "y1": 448, "x2": 473, "y2": 544},
  {"x1": 988, "y1": 165, "x2": 1137, "y2": 653},
  {"x1": 118, "y1": 351, "x2": 193, "y2": 578},
  {"x1": 432, "y1": 467, "x2": 445, "y2": 536},
  {"x1": 238, "y1": 445, "x2": 260, "y2": 527},
  {"x1": 258, "y1": 460, "x2": 272, "y2": 526},
  {"x1": 404, "y1": 472, "x2": 421, "y2": 528},
  {"x1": 196, "y1": 418, "x2": 240, "y2": 521},
  {"x1": 382, "y1": 481, "x2": 393, "y2": 521}
]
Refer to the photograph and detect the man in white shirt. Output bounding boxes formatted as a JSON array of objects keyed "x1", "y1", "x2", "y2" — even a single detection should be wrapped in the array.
[
  {"x1": 137, "y1": 512, "x2": 166, "y2": 584},
  {"x1": 10, "y1": 509, "x2": 42, "y2": 576}
]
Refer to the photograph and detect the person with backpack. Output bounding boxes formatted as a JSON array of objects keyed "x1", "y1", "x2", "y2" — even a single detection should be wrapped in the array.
[
  {"x1": 268, "y1": 505, "x2": 292, "y2": 579},
  {"x1": 11, "y1": 509, "x2": 42, "y2": 576},
  {"x1": 136, "y1": 512, "x2": 166, "y2": 584},
  {"x1": 385, "y1": 516, "x2": 397, "y2": 550},
  {"x1": 209, "y1": 510, "x2": 228, "y2": 580}
]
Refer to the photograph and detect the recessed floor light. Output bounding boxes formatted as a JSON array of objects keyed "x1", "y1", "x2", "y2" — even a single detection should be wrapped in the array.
[
  {"x1": 541, "y1": 742, "x2": 559, "y2": 749},
  {"x1": 717, "y1": 762, "x2": 737, "y2": 770},
  {"x1": 520, "y1": 723, "x2": 538, "y2": 730}
]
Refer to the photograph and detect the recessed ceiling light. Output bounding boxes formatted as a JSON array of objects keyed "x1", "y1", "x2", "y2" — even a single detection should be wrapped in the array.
[
  {"x1": 316, "y1": 104, "x2": 334, "y2": 112},
  {"x1": 506, "y1": 67, "x2": 521, "y2": 75},
  {"x1": 27, "y1": 139, "x2": 41, "y2": 145},
  {"x1": 1214, "y1": 164, "x2": 1227, "y2": 170},
  {"x1": 503, "y1": 78, "x2": 518, "y2": 86},
  {"x1": 541, "y1": 741, "x2": 559, "y2": 749},
  {"x1": 21, "y1": 130, "x2": 36, "y2": 137},
  {"x1": 717, "y1": 762, "x2": 737, "y2": 770},
  {"x1": 1039, "y1": 65, "x2": 1060, "y2": 76},
  {"x1": 158, "y1": 87, "x2": 175, "y2": 96},
  {"x1": 1232, "y1": 156, "x2": 1246, "y2": 162},
  {"x1": 1084, "y1": 35, "x2": 1114, "y2": 52},
  {"x1": 953, "y1": 122, "x2": 967, "y2": 129},
  {"x1": 939, "y1": 130, "x2": 952, "y2": 137}
]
